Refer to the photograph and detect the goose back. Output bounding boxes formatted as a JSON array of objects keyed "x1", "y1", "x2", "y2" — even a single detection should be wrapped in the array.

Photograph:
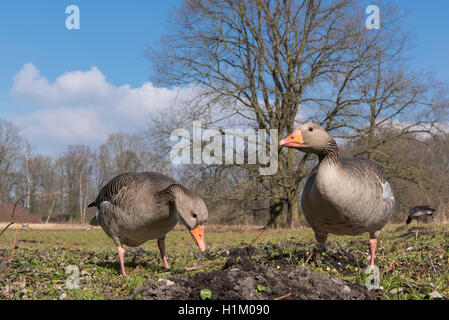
[
  {"x1": 90, "y1": 172, "x2": 176, "y2": 208},
  {"x1": 91, "y1": 172, "x2": 180, "y2": 247}
]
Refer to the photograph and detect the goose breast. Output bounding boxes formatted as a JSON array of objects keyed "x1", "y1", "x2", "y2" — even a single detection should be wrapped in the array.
[{"x1": 302, "y1": 158, "x2": 394, "y2": 235}]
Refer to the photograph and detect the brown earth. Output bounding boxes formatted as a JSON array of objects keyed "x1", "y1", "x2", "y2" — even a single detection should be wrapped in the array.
[{"x1": 130, "y1": 246, "x2": 379, "y2": 300}]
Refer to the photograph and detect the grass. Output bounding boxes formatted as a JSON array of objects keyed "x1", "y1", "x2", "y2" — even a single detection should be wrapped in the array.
[{"x1": 0, "y1": 223, "x2": 447, "y2": 300}]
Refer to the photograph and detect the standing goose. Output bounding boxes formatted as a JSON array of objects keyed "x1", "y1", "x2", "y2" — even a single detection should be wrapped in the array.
[
  {"x1": 88, "y1": 172, "x2": 208, "y2": 277},
  {"x1": 280, "y1": 123, "x2": 395, "y2": 266}
]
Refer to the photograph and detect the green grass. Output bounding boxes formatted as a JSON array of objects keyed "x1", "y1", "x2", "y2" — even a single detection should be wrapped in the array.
[{"x1": 0, "y1": 224, "x2": 447, "y2": 300}]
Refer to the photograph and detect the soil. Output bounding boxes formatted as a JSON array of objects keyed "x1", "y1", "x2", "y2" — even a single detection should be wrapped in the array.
[
  {"x1": 130, "y1": 245, "x2": 379, "y2": 300},
  {"x1": 259, "y1": 241, "x2": 368, "y2": 275}
]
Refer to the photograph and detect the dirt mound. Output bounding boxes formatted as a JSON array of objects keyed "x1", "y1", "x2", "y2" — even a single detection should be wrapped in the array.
[
  {"x1": 130, "y1": 246, "x2": 378, "y2": 300},
  {"x1": 260, "y1": 242, "x2": 367, "y2": 275}
]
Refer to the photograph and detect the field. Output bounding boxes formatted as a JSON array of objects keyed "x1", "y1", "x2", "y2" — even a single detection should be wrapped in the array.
[{"x1": 0, "y1": 223, "x2": 447, "y2": 300}]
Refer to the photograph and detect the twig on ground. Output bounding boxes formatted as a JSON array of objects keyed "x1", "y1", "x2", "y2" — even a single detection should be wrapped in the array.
[
  {"x1": 428, "y1": 253, "x2": 438, "y2": 274},
  {"x1": 305, "y1": 250, "x2": 314, "y2": 264},
  {"x1": 245, "y1": 224, "x2": 270, "y2": 259},
  {"x1": 9, "y1": 224, "x2": 19, "y2": 262},
  {"x1": 386, "y1": 258, "x2": 397, "y2": 273},
  {"x1": 274, "y1": 292, "x2": 292, "y2": 300}
]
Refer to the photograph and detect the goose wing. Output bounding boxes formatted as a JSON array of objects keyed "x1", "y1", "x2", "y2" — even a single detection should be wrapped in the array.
[
  {"x1": 88, "y1": 172, "x2": 176, "y2": 209},
  {"x1": 341, "y1": 157, "x2": 395, "y2": 207}
]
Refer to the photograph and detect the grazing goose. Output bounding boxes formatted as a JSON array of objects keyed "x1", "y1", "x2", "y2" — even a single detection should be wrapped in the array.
[
  {"x1": 280, "y1": 123, "x2": 395, "y2": 266},
  {"x1": 88, "y1": 172, "x2": 208, "y2": 277},
  {"x1": 406, "y1": 206, "x2": 435, "y2": 224}
]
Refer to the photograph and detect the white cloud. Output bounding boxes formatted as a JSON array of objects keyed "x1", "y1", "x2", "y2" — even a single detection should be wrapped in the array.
[
  {"x1": 17, "y1": 107, "x2": 110, "y2": 145},
  {"x1": 10, "y1": 63, "x2": 191, "y2": 154},
  {"x1": 12, "y1": 63, "x2": 116, "y2": 106},
  {"x1": 115, "y1": 83, "x2": 183, "y2": 121}
]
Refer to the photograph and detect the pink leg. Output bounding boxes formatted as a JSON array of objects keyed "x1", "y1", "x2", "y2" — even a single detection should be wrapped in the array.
[
  {"x1": 158, "y1": 238, "x2": 170, "y2": 270},
  {"x1": 117, "y1": 246, "x2": 127, "y2": 277},
  {"x1": 369, "y1": 238, "x2": 377, "y2": 267}
]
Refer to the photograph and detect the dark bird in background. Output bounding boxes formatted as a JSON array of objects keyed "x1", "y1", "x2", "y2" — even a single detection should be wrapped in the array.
[{"x1": 406, "y1": 205, "x2": 436, "y2": 224}]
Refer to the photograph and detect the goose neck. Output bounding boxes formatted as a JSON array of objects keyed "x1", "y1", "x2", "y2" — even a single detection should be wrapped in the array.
[{"x1": 318, "y1": 139, "x2": 342, "y2": 167}]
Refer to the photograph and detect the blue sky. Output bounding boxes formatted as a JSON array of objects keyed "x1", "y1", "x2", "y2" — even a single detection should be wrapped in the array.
[
  {"x1": 0, "y1": 1, "x2": 178, "y2": 90},
  {"x1": 0, "y1": 1, "x2": 448, "y2": 155},
  {"x1": 395, "y1": 0, "x2": 449, "y2": 81}
]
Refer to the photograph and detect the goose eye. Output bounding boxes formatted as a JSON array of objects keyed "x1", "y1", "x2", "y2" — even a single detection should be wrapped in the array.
[
  {"x1": 308, "y1": 127, "x2": 313, "y2": 132},
  {"x1": 192, "y1": 213, "x2": 198, "y2": 218}
]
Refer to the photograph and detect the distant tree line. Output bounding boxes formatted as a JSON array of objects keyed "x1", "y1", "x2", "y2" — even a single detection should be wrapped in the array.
[
  {"x1": 0, "y1": 118, "x2": 170, "y2": 224},
  {"x1": 1, "y1": 114, "x2": 447, "y2": 226}
]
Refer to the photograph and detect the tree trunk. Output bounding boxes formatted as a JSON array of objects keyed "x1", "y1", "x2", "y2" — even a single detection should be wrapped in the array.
[
  {"x1": 45, "y1": 199, "x2": 56, "y2": 224},
  {"x1": 83, "y1": 181, "x2": 89, "y2": 224},
  {"x1": 268, "y1": 176, "x2": 286, "y2": 228},
  {"x1": 24, "y1": 142, "x2": 32, "y2": 209},
  {"x1": 79, "y1": 172, "x2": 84, "y2": 224},
  {"x1": 286, "y1": 147, "x2": 300, "y2": 228},
  {"x1": 287, "y1": 192, "x2": 300, "y2": 228}
]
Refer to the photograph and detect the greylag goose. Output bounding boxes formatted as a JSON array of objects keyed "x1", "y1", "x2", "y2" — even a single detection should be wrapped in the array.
[
  {"x1": 280, "y1": 123, "x2": 395, "y2": 266},
  {"x1": 88, "y1": 172, "x2": 208, "y2": 277},
  {"x1": 406, "y1": 205, "x2": 435, "y2": 224}
]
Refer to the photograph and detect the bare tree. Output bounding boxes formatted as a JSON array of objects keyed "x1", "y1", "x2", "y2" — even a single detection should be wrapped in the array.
[
  {"x1": 55, "y1": 145, "x2": 93, "y2": 221},
  {"x1": 0, "y1": 118, "x2": 23, "y2": 204},
  {"x1": 23, "y1": 141, "x2": 32, "y2": 209},
  {"x1": 145, "y1": 0, "x2": 446, "y2": 227},
  {"x1": 93, "y1": 132, "x2": 170, "y2": 190}
]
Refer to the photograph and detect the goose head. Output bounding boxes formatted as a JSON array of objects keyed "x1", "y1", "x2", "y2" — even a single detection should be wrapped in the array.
[
  {"x1": 279, "y1": 123, "x2": 332, "y2": 155},
  {"x1": 168, "y1": 185, "x2": 208, "y2": 252}
]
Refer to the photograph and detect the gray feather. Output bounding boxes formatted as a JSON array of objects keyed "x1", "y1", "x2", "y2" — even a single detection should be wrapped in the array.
[{"x1": 90, "y1": 172, "x2": 208, "y2": 248}]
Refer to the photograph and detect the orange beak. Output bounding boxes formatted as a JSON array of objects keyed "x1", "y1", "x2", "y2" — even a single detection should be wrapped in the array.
[
  {"x1": 279, "y1": 130, "x2": 304, "y2": 148},
  {"x1": 190, "y1": 225, "x2": 206, "y2": 252}
]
